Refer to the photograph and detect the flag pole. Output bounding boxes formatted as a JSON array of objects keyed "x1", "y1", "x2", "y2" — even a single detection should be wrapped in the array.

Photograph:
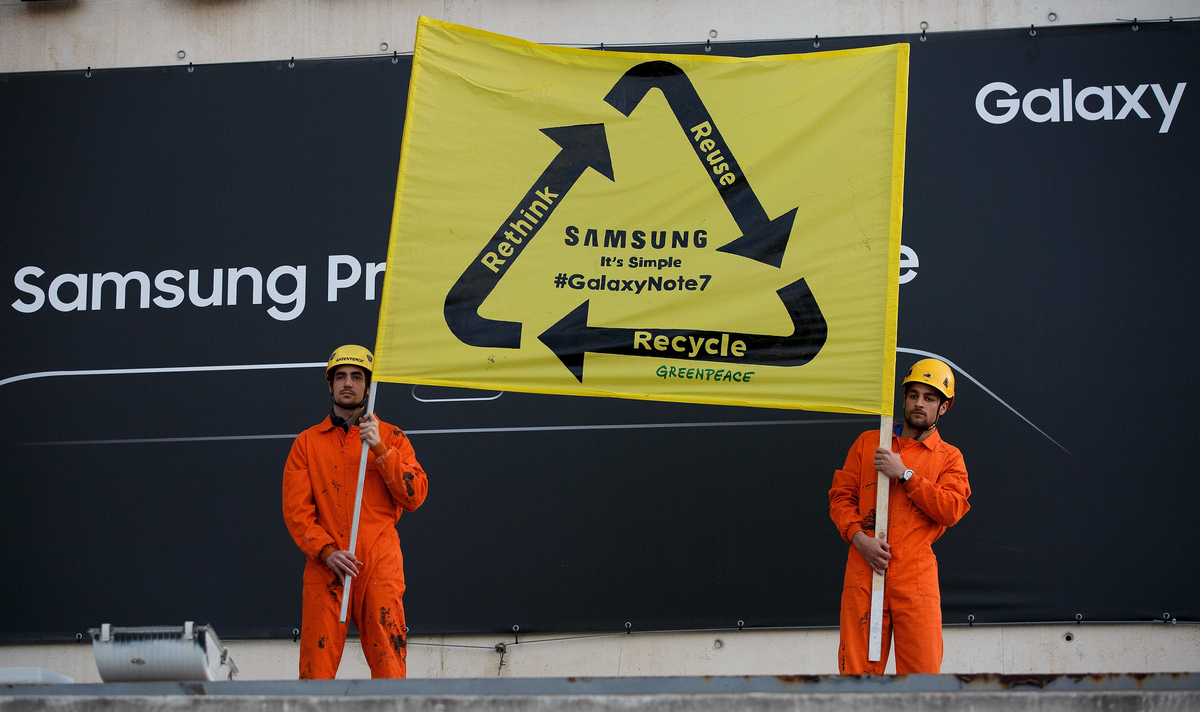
[
  {"x1": 867, "y1": 414, "x2": 893, "y2": 662},
  {"x1": 339, "y1": 384, "x2": 379, "y2": 624}
]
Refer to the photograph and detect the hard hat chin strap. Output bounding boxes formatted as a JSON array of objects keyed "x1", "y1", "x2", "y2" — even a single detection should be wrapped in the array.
[
  {"x1": 328, "y1": 382, "x2": 371, "y2": 420},
  {"x1": 905, "y1": 390, "x2": 950, "y2": 432},
  {"x1": 926, "y1": 398, "x2": 952, "y2": 430}
]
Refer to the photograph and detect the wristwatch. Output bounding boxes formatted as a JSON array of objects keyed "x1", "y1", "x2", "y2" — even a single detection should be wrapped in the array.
[{"x1": 901, "y1": 469, "x2": 914, "y2": 484}]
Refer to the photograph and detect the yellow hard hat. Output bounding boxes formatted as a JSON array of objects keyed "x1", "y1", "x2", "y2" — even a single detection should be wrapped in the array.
[
  {"x1": 902, "y1": 358, "x2": 955, "y2": 400},
  {"x1": 326, "y1": 344, "x2": 373, "y2": 381}
]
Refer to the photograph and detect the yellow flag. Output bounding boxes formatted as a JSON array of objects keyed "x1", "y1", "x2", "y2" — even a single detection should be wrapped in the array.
[{"x1": 375, "y1": 17, "x2": 907, "y2": 415}]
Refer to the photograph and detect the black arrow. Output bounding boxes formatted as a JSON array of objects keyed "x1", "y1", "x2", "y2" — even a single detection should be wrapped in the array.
[
  {"x1": 604, "y1": 61, "x2": 797, "y2": 269},
  {"x1": 538, "y1": 278, "x2": 827, "y2": 382},
  {"x1": 444, "y1": 124, "x2": 615, "y2": 349}
]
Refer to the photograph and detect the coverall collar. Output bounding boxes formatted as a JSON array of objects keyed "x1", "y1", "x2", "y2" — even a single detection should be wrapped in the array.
[
  {"x1": 322, "y1": 410, "x2": 366, "y2": 433},
  {"x1": 907, "y1": 425, "x2": 945, "y2": 446},
  {"x1": 894, "y1": 421, "x2": 944, "y2": 450}
]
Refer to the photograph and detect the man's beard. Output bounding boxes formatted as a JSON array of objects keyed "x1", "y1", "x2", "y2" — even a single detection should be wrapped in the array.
[
  {"x1": 333, "y1": 391, "x2": 364, "y2": 409},
  {"x1": 905, "y1": 410, "x2": 932, "y2": 430}
]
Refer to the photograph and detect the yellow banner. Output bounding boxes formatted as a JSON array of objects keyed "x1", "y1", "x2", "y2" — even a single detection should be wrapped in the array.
[{"x1": 375, "y1": 17, "x2": 907, "y2": 414}]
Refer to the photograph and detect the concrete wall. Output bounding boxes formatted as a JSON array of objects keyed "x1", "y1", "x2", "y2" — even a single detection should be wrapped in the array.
[
  {"x1": 3, "y1": 624, "x2": 1196, "y2": 682},
  {"x1": 1, "y1": 0, "x2": 1193, "y2": 73}
]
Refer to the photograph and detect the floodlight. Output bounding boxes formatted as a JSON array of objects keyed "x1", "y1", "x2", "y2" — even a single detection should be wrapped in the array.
[{"x1": 88, "y1": 622, "x2": 237, "y2": 682}]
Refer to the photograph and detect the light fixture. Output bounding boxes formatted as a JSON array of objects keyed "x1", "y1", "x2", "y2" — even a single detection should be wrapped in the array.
[{"x1": 89, "y1": 622, "x2": 237, "y2": 682}]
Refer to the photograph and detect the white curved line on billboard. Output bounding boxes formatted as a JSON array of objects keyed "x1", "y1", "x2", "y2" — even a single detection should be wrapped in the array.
[
  {"x1": 0, "y1": 364, "x2": 504, "y2": 404},
  {"x1": 410, "y1": 386, "x2": 504, "y2": 403},
  {"x1": 3, "y1": 350, "x2": 1067, "y2": 455},
  {"x1": 897, "y1": 347, "x2": 1073, "y2": 457},
  {"x1": 0, "y1": 362, "x2": 326, "y2": 387},
  {"x1": 22, "y1": 417, "x2": 877, "y2": 446}
]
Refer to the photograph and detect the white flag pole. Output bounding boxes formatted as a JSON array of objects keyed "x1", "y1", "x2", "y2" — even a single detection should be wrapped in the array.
[
  {"x1": 867, "y1": 414, "x2": 893, "y2": 662},
  {"x1": 339, "y1": 384, "x2": 379, "y2": 624}
]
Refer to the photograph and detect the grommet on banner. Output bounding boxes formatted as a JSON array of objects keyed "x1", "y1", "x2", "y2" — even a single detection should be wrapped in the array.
[
  {"x1": 737, "y1": 620, "x2": 745, "y2": 630},
  {"x1": 512, "y1": 624, "x2": 520, "y2": 644},
  {"x1": 292, "y1": 628, "x2": 300, "y2": 642},
  {"x1": 813, "y1": 35, "x2": 820, "y2": 48},
  {"x1": 919, "y1": 20, "x2": 928, "y2": 42},
  {"x1": 625, "y1": 621, "x2": 632, "y2": 634},
  {"x1": 920, "y1": 31, "x2": 927, "y2": 43},
  {"x1": 85, "y1": 67, "x2": 91, "y2": 78},
  {"x1": 187, "y1": 62, "x2": 194, "y2": 74},
  {"x1": 403, "y1": 626, "x2": 409, "y2": 634},
  {"x1": 705, "y1": 39, "x2": 711, "y2": 53},
  {"x1": 968, "y1": 614, "x2": 975, "y2": 627},
  {"x1": 76, "y1": 632, "x2": 84, "y2": 642},
  {"x1": 288, "y1": 57, "x2": 295, "y2": 69},
  {"x1": 1075, "y1": 613, "x2": 1083, "y2": 624},
  {"x1": 1132, "y1": 18, "x2": 1139, "y2": 31},
  {"x1": 494, "y1": 642, "x2": 507, "y2": 675},
  {"x1": 1029, "y1": 24, "x2": 1037, "y2": 37},
  {"x1": 600, "y1": 43, "x2": 604, "y2": 51},
  {"x1": 392, "y1": 50, "x2": 398, "y2": 64}
]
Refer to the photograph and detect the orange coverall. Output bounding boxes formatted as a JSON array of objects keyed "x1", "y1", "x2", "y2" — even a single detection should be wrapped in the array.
[
  {"x1": 828, "y1": 427, "x2": 970, "y2": 674},
  {"x1": 282, "y1": 414, "x2": 428, "y2": 679}
]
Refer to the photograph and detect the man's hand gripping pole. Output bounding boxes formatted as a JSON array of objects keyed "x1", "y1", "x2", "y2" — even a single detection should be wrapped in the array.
[
  {"x1": 868, "y1": 415, "x2": 893, "y2": 662},
  {"x1": 339, "y1": 385, "x2": 379, "y2": 623}
]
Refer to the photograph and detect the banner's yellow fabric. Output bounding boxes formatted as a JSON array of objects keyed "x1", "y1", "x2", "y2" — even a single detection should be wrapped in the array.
[{"x1": 375, "y1": 17, "x2": 907, "y2": 414}]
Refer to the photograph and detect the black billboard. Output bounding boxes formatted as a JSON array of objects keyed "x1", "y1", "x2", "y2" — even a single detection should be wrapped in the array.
[{"x1": 1, "y1": 20, "x2": 1196, "y2": 641}]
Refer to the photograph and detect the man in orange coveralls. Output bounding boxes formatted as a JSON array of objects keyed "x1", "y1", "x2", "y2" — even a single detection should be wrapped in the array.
[
  {"x1": 282, "y1": 344, "x2": 428, "y2": 679},
  {"x1": 829, "y1": 358, "x2": 970, "y2": 674}
]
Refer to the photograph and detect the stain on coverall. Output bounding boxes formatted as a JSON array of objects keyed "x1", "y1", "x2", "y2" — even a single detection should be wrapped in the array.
[
  {"x1": 829, "y1": 428, "x2": 969, "y2": 674},
  {"x1": 282, "y1": 415, "x2": 428, "y2": 679}
]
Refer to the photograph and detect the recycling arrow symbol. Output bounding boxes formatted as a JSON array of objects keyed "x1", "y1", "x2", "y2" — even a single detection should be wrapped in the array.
[
  {"x1": 444, "y1": 124, "x2": 615, "y2": 349},
  {"x1": 603, "y1": 61, "x2": 797, "y2": 268},
  {"x1": 538, "y1": 278, "x2": 826, "y2": 382},
  {"x1": 443, "y1": 60, "x2": 828, "y2": 380}
]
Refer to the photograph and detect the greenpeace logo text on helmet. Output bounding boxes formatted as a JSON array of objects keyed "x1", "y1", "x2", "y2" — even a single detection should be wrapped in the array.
[
  {"x1": 326, "y1": 345, "x2": 374, "y2": 381},
  {"x1": 976, "y1": 80, "x2": 1186, "y2": 133}
]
